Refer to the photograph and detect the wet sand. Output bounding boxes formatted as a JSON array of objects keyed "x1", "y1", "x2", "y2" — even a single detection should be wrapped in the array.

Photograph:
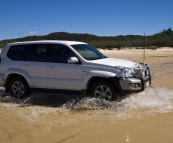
[{"x1": 0, "y1": 48, "x2": 173, "y2": 143}]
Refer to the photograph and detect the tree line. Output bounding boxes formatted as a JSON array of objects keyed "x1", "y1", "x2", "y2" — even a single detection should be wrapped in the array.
[{"x1": 0, "y1": 28, "x2": 173, "y2": 49}]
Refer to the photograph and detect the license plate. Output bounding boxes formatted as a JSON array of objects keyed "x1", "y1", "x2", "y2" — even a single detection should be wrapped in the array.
[{"x1": 145, "y1": 81, "x2": 150, "y2": 87}]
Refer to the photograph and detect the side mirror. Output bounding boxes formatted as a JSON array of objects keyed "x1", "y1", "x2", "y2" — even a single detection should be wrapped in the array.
[{"x1": 68, "y1": 57, "x2": 79, "y2": 64}]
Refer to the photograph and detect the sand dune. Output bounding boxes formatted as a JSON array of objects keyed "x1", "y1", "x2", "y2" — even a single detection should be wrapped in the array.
[{"x1": 0, "y1": 48, "x2": 173, "y2": 143}]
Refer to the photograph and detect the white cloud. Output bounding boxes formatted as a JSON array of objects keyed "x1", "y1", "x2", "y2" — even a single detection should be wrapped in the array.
[{"x1": 27, "y1": 31, "x2": 38, "y2": 35}]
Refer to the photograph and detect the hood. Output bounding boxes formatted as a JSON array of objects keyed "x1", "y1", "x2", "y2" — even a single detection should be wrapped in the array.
[{"x1": 88, "y1": 58, "x2": 140, "y2": 68}]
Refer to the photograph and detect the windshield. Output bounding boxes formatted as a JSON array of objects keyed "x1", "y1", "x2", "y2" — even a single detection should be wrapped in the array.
[{"x1": 71, "y1": 44, "x2": 107, "y2": 60}]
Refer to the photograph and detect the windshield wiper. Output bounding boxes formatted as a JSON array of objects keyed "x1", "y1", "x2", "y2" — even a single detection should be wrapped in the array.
[{"x1": 90, "y1": 57, "x2": 106, "y2": 60}]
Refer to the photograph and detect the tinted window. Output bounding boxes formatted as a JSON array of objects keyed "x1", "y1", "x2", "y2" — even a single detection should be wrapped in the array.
[
  {"x1": 7, "y1": 45, "x2": 24, "y2": 61},
  {"x1": 49, "y1": 44, "x2": 76, "y2": 63},
  {"x1": 24, "y1": 44, "x2": 47, "y2": 62}
]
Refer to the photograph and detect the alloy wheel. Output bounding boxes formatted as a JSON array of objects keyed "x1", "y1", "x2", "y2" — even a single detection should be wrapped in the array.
[
  {"x1": 12, "y1": 81, "x2": 25, "y2": 97},
  {"x1": 94, "y1": 85, "x2": 112, "y2": 100}
]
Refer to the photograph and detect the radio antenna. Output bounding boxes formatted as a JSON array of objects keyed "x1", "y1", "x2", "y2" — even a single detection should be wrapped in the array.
[{"x1": 143, "y1": 33, "x2": 146, "y2": 64}]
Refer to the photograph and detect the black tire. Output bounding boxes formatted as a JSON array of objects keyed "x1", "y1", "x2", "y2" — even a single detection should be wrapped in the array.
[
  {"x1": 9, "y1": 77, "x2": 29, "y2": 98},
  {"x1": 90, "y1": 81, "x2": 119, "y2": 101}
]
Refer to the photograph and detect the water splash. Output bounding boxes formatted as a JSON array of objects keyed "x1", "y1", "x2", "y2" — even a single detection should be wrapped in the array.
[
  {"x1": 62, "y1": 87, "x2": 173, "y2": 114},
  {"x1": 0, "y1": 87, "x2": 173, "y2": 123}
]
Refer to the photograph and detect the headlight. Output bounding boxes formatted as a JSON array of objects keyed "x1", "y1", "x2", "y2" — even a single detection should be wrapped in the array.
[
  {"x1": 122, "y1": 68, "x2": 139, "y2": 78},
  {"x1": 114, "y1": 66, "x2": 139, "y2": 79}
]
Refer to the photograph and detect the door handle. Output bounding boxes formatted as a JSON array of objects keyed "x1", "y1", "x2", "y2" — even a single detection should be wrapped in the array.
[
  {"x1": 24, "y1": 64, "x2": 30, "y2": 67},
  {"x1": 48, "y1": 65, "x2": 55, "y2": 69}
]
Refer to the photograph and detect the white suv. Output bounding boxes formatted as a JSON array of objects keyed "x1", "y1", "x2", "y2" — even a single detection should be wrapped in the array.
[{"x1": 0, "y1": 40, "x2": 151, "y2": 100}]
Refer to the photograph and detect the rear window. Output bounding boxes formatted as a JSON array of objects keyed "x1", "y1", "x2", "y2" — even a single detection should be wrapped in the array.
[
  {"x1": 7, "y1": 45, "x2": 24, "y2": 61},
  {"x1": 7, "y1": 44, "x2": 48, "y2": 62}
]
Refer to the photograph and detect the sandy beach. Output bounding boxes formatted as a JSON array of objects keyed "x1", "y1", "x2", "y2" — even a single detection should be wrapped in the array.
[{"x1": 0, "y1": 48, "x2": 173, "y2": 143}]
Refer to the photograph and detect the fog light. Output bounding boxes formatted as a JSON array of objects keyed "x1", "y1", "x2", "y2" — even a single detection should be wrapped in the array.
[{"x1": 129, "y1": 83, "x2": 140, "y2": 88}]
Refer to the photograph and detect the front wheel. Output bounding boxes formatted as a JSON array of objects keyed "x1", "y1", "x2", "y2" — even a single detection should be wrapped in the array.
[
  {"x1": 90, "y1": 81, "x2": 119, "y2": 101},
  {"x1": 9, "y1": 77, "x2": 29, "y2": 98}
]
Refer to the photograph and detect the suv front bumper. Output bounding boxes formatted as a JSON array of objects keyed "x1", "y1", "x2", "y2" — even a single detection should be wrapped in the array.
[
  {"x1": 109, "y1": 64, "x2": 151, "y2": 94},
  {"x1": 119, "y1": 75, "x2": 151, "y2": 91}
]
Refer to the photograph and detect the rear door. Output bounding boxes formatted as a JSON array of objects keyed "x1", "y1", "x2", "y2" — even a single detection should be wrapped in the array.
[{"x1": 22, "y1": 44, "x2": 48, "y2": 88}]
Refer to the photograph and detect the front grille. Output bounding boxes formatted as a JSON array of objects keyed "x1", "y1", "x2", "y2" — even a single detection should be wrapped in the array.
[
  {"x1": 139, "y1": 64, "x2": 150, "y2": 80},
  {"x1": 145, "y1": 70, "x2": 149, "y2": 76}
]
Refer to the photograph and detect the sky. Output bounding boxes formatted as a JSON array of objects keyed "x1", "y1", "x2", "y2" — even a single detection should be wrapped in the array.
[{"x1": 0, "y1": 0, "x2": 173, "y2": 40}]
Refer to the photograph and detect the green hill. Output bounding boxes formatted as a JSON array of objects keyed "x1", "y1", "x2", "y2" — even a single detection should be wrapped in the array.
[{"x1": 0, "y1": 28, "x2": 173, "y2": 49}]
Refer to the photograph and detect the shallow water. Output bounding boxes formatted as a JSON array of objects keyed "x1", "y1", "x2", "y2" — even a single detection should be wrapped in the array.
[{"x1": 0, "y1": 87, "x2": 173, "y2": 125}]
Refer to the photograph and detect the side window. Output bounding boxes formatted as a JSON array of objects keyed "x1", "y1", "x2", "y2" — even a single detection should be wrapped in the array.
[
  {"x1": 7, "y1": 45, "x2": 24, "y2": 61},
  {"x1": 49, "y1": 44, "x2": 76, "y2": 63},
  {"x1": 24, "y1": 44, "x2": 47, "y2": 62}
]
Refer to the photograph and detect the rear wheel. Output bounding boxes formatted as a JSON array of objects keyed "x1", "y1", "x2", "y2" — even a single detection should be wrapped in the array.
[
  {"x1": 90, "y1": 81, "x2": 119, "y2": 101},
  {"x1": 9, "y1": 77, "x2": 29, "y2": 98}
]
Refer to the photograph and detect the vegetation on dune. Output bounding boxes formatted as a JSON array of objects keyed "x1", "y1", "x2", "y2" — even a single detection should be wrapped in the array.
[{"x1": 0, "y1": 28, "x2": 173, "y2": 49}]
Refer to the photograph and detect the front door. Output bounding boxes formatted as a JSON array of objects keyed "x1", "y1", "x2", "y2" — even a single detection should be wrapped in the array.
[{"x1": 47, "y1": 44, "x2": 83, "y2": 90}]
